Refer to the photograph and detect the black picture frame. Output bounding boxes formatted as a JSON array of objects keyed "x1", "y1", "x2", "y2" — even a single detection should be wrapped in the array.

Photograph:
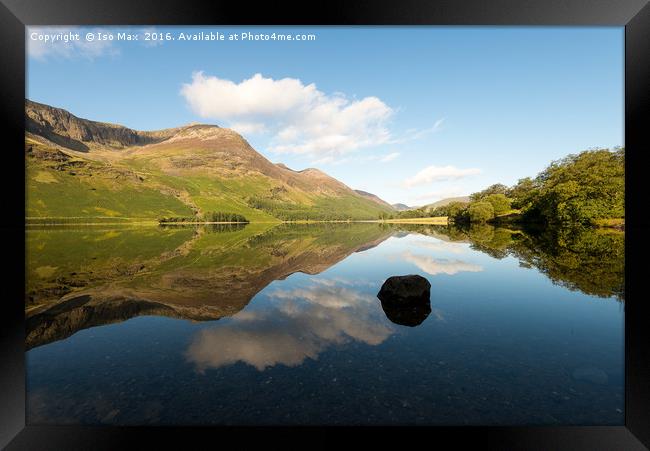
[{"x1": 1, "y1": 0, "x2": 648, "y2": 449}]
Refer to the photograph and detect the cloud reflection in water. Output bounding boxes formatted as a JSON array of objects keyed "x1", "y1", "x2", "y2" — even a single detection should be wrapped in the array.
[
  {"x1": 185, "y1": 279, "x2": 393, "y2": 372},
  {"x1": 401, "y1": 251, "x2": 483, "y2": 276}
]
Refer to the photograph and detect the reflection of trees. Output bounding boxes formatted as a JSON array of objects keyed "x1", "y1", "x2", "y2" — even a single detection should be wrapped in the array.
[
  {"x1": 160, "y1": 223, "x2": 249, "y2": 233},
  {"x1": 401, "y1": 223, "x2": 624, "y2": 301},
  {"x1": 393, "y1": 224, "x2": 464, "y2": 242},
  {"x1": 508, "y1": 226, "x2": 624, "y2": 300},
  {"x1": 465, "y1": 224, "x2": 516, "y2": 259},
  {"x1": 395, "y1": 223, "x2": 513, "y2": 259}
]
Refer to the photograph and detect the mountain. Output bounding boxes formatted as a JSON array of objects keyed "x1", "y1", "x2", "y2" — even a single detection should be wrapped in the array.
[
  {"x1": 392, "y1": 203, "x2": 412, "y2": 211},
  {"x1": 25, "y1": 100, "x2": 394, "y2": 222},
  {"x1": 354, "y1": 190, "x2": 395, "y2": 210},
  {"x1": 26, "y1": 99, "x2": 186, "y2": 151}
]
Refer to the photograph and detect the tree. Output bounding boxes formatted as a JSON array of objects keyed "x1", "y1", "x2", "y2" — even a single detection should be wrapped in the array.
[
  {"x1": 462, "y1": 148, "x2": 625, "y2": 225},
  {"x1": 507, "y1": 177, "x2": 537, "y2": 210},
  {"x1": 470, "y1": 183, "x2": 509, "y2": 201},
  {"x1": 527, "y1": 148, "x2": 624, "y2": 224},
  {"x1": 398, "y1": 208, "x2": 427, "y2": 219},
  {"x1": 467, "y1": 201, "x2": 494, "y2": 223},
  {"x1": 446, "y1": 201, "x2": 469, "y2": 220},
  {"x1": 483, "y1": 193, "x2": 511, "y2": 216}
]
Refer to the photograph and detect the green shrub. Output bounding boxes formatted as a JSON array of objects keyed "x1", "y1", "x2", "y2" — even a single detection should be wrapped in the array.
[
  {"x1": 483, "y1": 193, "x2": 511, "y2": 216},
  {"x1": 467, "y1": 201, "x2": 494, "y2": 223}
]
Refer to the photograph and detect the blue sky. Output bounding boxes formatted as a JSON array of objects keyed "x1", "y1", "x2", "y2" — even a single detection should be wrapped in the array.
[{"x1": 27, "y1": 26, "x2": 623, "y2": 206}]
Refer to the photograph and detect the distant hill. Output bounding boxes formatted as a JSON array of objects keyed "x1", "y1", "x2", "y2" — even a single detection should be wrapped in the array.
[
  {"x1": 389, "y1": 197, "x2": 469, "y2": 212},
  {"x1": 25, "y1": 100, "x2": 394, "y2": 222},
  {"x1": 422, "y1": 196, "x2": 470, "y2": 210}
]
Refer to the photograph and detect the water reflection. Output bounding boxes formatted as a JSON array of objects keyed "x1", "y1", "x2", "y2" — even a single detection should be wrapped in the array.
[
  {"x1": 401, "y1": 251, "x2": 483, "y2": 276},
  {"x1": 378, "y1": 292, "x2": 431, "y2": 327},
  {"x1": 25, "y1": 223, "x2": 395, "y2": 349},
  {"x1": 415, "y1": 239, "x2": 467, "y2": 254},
  {"x1": 26, "y1": 222, "x2": 624, "y2": 351},
  {"x1": 25, "y1": 222, "x2": 625, "y2": 425},
  {"x1": 408, "y1": 223, "x2": 625, "y2": 300},
  {"x1": 186, "y1": 279, "x2": 393, "y2": 371}
]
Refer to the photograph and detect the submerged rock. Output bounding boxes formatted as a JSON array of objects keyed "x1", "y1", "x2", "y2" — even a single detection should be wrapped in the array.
[{"x1": 377, "y1": 275, "x2": 431, "y2": 327}]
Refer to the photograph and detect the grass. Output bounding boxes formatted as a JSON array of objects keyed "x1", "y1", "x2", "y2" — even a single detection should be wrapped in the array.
[{"x1": 27, "y1": 146, "x2": 194, "y2": 220}]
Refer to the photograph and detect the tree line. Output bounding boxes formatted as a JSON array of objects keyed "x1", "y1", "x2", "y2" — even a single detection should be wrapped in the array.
[
  {"x1": 425, "y1": 148, "x2": 624, "y2": 226},
  {"x1": 247, "y1": 196, "x2": 359, "y2": 221},
  {"x1": 158, "y1": 211, "x2": 249, "y2": 223}
]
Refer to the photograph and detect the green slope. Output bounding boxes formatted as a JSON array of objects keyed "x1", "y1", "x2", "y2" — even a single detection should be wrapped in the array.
[
  {"x1": 26, "y1": 138, "x2": 391, "y2": 223},
  {"x1": 27, "y1": 139, "x2": 193, "y2": 222},
  {"x1": 26, "y1": 139, "x2": 279, "y2": 223}
]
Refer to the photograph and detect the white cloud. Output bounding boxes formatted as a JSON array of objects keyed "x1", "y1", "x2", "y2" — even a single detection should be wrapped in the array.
[
  {"x1": 180, "y1": 72, "x2": 394, "y2": 161},
  {"x1": 403, "y1": 165, "x2": 482, "y2": 188},
  {"x1": 402, "y1": 251, "x2": 483, "y2": 276},
  {"x1": 229, "y1": 121, "x2": 267, "y2": 135},
  {"x1": 27, "y1": 27, "x2": 119, "y2": 60},
  {"x1": 180, "y1": 72, "x2": 319, "y2": 118},
  {"x1": 380, "y1": 152, "x2": 400, "y2": 163}
]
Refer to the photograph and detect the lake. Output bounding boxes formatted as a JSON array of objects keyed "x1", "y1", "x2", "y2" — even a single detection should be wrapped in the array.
[{"x1": 25, "y1": 223, "x2": 624, "y2": 425}]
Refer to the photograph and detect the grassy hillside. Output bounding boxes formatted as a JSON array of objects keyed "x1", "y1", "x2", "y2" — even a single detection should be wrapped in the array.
[
  {"x1": 25, "y1": 102, "x2": 394, "y2": 223},
  {"x1": 26, "y1": 139, "x2": 196, "y2": 222},
  {"x1": 26, "y1": 138, "x2": 390, "y2": 222}
]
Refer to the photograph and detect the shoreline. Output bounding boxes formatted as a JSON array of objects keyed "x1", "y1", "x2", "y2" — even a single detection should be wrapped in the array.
[
  {"x1": 24, "y1": 216, "x2": 624, "y2": 229},
  {"x1": 26, "y1": 219, "x2": 450, "y2": 226}
]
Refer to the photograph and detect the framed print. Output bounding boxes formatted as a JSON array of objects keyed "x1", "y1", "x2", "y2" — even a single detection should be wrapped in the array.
[{"x1": 1, "y1": 0, "x2": 649, "y2": 449}]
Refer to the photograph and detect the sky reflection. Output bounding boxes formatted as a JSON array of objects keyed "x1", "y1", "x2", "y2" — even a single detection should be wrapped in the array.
[{"x1": 185, "y1": 278, "x2": 393, "y2": 371}]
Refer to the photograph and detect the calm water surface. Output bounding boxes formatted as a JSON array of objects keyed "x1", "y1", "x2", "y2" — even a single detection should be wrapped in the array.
[{"x1": 25, "y1": 223, "x2": 624, "y2": 425}]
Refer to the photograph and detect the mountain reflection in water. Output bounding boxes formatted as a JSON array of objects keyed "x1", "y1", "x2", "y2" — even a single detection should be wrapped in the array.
[
  {"x1": 25, "y1": 223, "x2": 394, "y2": 349},
  {"x1": 26, "y1": 223, "x2": 624, "y2": 351}
]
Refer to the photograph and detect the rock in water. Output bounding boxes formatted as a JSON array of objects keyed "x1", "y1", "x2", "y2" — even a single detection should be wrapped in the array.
[
  {"x1": 378, "y1": 275, "x2": 431, "y2": 303},
  {"x1": 377, "y1": 275, "x2": 431, "y2": 327}
]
